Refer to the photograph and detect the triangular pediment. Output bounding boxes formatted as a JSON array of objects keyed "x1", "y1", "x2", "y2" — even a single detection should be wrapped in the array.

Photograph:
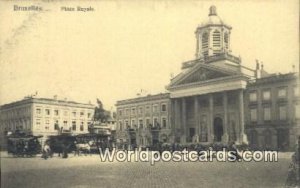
[{"x1": 169, "y1": 63, "x2": 239, "y2": 88}]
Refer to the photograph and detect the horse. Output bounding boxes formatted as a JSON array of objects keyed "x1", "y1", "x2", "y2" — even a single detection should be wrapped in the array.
[
  {"x1": 47, "y1": 136, "x2": 76, "y2": 158},
  {"x1": 74, "y1": 143, "x2": 91, "y2": 156}
]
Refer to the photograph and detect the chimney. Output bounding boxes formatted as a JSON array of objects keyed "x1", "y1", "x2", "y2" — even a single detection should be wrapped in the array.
[{"x1": 255, "y1": 59, "x2": 261, "y2": 79}]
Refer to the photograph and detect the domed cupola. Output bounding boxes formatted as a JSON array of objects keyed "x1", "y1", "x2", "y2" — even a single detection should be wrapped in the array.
[{"x1": 195, "y1": 6, "x2": 232, "y2": 60}]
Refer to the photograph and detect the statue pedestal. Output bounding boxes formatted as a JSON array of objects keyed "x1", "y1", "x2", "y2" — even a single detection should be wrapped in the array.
[
  {"x1": 237, "y1": 133, "x2": 248, "y2": 145},
  {"x1": 222, "y1": 133, "x2": 229, "y2": 143},
  {"x1": 180, "y1": 135, "x2": 186, "y2": 144}
]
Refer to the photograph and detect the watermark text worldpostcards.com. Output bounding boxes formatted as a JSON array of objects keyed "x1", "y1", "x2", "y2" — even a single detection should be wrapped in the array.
[{"x1": 99, "y1": 148, "x2": 278, "y2": 165}]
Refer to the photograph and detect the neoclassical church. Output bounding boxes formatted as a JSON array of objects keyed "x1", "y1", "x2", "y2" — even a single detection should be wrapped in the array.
[
  {"x1": 166, "y1": 5, "x2": 252, "y2": 144},
  {"x1": 115, "y1": 6, "x2": 299, "y2": 150}
]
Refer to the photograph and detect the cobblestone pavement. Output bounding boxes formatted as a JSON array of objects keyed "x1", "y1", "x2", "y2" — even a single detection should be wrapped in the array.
[{"x1": 1, "y1": 152, "x2": 292, "y2": 188}]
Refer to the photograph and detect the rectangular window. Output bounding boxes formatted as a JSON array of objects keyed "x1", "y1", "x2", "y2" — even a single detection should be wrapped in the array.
[
  {"x1": 80, "y1": 112, "x2": 84, "y2": 117},
  {"x1": 139, "y1": 119, "x2": 143, "y2": 129},
  {"x1": 54, "y1": 110, "x2": 59, "y2": 116},
  {"x1": 118, "y1": 110, "x2": 122, "y2": 116},
  {"x1": 72, "y1": 112, "x2": 76, "y2": 117},
  {"x1": 126, "y1": 109, "x2": 130, "y2": 116},
  {"x1": 119, "y1": 121, "x2": 123, "y2": 131},
  {"x1": 162, "y1": 117, "x2": 167, "y2": 128},
  {"x1": 263, "y1": 107, "x2": 271, "y2": 121},
  {"x1": 54, "y1": 120, "x2": 59, "y2": 130},
  {"x1": 249, "y1": 92, "x2": 257, "y2": 102},
  {"x1": 294, "y1": 86, "x2": 299, "y2": 97},
  {"x1": 45, "y1": 120, "x2": 50, "y2": 130},
  {"x1": 45, "y1": 109, "x2": 50, "y2": 115},
  {"x1": 279, "y1": 106, "x2": 287, "y2": 120},
  {"x1": 161, "y1": 104, "x2": 167, "y2": 112},
  {"x1": 36, "y1": 119, "x2": 41, "y2": 126},
  {"x1": 80, "y1": 122, "x2": 84, "y2": 131},
  {"x1": 64, "y1": 111, "x2": 68, "y2": 116},
  {"x1": 145, "y1": 106, "x2": 150, "y2": 113},
  {"x1": 36, "y1": 108, "x2": 41, "y2": 114},
  {"x1": 131, "y1": 119, "x2": 136, "y2": 128},
  {"x1": 153, "y1": 104, "x2": 158, "y2": 113},
  {"x1": 250, "y1": 109, "x2": 257, "y2": 122},
  {"x1": 295, "y1": 104, "x2": 300, "y2": 119},
  {"x1": 63, "y1": 121, "x2": 68, "y2": 127},
  {"x1": 72, "y1": 121, "x2": 76, "y2": 131},
  {"x1": 278, "y1": 88, "x2": 287, "y2": 98},
  {"x1": 263, "y1": 90, "x2": 271, "y2": 101},
  {"x1": 146, "y1": 119, "x2": 150, "y2": 127},
  {"x1": 153, "y1": 118, "x2": 159, "y2": 127},
  {"x1": 87, "y1": 113, "x2": 91, "y2": 118},
  {"x1": 138, "y1": 107, "x2": 143, "y2": 115},
  {"x1": 125, "y1": 120, "x2": 129, "y2": 128},
  {"x1": 131, "y1": 108, "x2": 136, "y2": 115}
]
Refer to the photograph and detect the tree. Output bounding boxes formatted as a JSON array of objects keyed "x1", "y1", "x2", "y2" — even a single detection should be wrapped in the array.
[{"x1": 93, "y1": 99, "x2": 111, "y2": 122}]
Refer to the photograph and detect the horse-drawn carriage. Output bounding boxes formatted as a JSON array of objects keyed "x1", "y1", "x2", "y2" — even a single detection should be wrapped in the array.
[
  {"x1": 75, "y1": 133, "x2": 113, "y2": 154},
  {"x1": 47, "y1": 134, "x2": 77, "y2": 158},
  {"x1": 7, "y1": 133, "x2": 42, "y2": 157},
  {"x1": 46, "y1": 133, "x2": 113, "y2": 157}
]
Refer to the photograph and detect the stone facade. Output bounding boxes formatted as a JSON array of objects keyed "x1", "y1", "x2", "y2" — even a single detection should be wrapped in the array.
[
  {"x1": 115, "y1": 93, "x2": 171, "y2": 147},
  {"x1": 0, "y1": 97, "x2": 95, "y2": 147},
  {"x1": 115, "y1": 6, "x2": 299, "y2": 150},
  {"x1": 245, "y1": 73, "x2": 300, "y2": 150}
]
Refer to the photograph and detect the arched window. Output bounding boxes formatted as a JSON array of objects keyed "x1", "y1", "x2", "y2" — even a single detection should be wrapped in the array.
[
  {"x1": 212, "y1": 30, "x2": 221, "y2": 47},
  {"x1": 224, "y1": 32, "x2": 229, "y2": 49}
]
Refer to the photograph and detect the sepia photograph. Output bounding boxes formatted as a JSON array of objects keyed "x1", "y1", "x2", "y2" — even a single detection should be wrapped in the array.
[{"x1": 0, "y1": 0, "x2": 299, "y2": 187}]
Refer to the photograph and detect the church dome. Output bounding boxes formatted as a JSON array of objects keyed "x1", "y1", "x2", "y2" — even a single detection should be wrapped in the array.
[{"x1": 201, "y1": 6, "x2": 225, "y2": 26}]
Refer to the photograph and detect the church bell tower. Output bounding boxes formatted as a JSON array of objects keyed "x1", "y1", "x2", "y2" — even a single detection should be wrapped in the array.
[{"x1": 195, "y1": 6, "x2": 232, "y2": 59}]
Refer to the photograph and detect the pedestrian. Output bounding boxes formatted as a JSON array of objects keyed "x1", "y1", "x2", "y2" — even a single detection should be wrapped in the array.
[
  {"x1": 42, "y1": 142, "x2": 51, "y2": 160},
  {"x1": 228, "y1": 142, "x2": 242, "y2": 161}
]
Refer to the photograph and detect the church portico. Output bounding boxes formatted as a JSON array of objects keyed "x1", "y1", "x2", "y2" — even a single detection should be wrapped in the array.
[{"x1": 170, "y1": 89, "x2": 247, "y2": 145}]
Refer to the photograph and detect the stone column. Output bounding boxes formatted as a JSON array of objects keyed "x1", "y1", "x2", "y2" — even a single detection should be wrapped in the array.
[
  {"x1": 222, "y1": 92, "x2": 229, "y2": 143},
  {"x1": 174, "y1": 99, "x2": 180, "y2": 141},
  {"x1": 209, "y1": 94, "x2": 214, "y2": 142},
  {"x1": 194, "y1": 96, "x2": 199, "y2": 143},
  {"x1": 170, "y1": 99, "x2": 175, "y2": 142},
  {"x1": 239, "y1": 89, "x2": 248, "y2": 144},
  {"x1": 181, "y1": 98, "x2": 187, "y2": 143}
]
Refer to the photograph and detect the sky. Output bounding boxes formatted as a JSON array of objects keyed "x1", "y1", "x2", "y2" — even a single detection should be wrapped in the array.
[{"x1": 0, "y1": 0, "x2": 299, "y2": 110}]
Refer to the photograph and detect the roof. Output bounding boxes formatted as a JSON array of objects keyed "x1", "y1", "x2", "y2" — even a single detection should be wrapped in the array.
[
  {"x1": 1, "y1": 97, "x2": 95, "y2": 110},
  {"x1": 248, "y1": 72, "x2": 299, "y2": 86},
  {"x1": 116, "y1": 93, "x2": 170, "y2": 106},
  {"x1": 197, "y1": 6, "x2": 231, "y2": 29}
]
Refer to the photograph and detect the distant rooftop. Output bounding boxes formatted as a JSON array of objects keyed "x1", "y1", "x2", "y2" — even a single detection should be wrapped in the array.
[
  {"x1": 1, "y1": 97, "x2": 95, "y2": 109},
  {"x1": 116, "y1": 93, "x2": 170, "y2": 106},
  {"x1": 248, "y1": 72, "x2": 299, "y2": 86}
]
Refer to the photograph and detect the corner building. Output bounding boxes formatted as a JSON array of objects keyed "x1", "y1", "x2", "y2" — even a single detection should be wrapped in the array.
[
  {"x1": 0, "y1": 97, "x2": 95, "y2": 147},
  {"x1": 115, "y1": 6, "x2": 299, "y2": 150}
]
